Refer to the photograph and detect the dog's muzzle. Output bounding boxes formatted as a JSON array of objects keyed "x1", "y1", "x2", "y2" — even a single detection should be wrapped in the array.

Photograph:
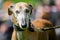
[
  {"x1": 14, "y1": 19, "x2": 34, "y2": 32},
  {"x1": 21, "y1": 19, "x2": 27, "y2": 28}
]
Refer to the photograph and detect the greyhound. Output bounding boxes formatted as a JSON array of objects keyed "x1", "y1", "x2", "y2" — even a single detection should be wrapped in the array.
[
  {"x1": 8, "y1": 2, "x2": 57, "y2": 40},
  {"x1": 8, "y1": 2, "x2": 33, "y2": 40}
]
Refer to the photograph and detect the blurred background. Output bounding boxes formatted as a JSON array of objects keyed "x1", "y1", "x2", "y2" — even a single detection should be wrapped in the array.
[{"x1": 0, "y1": 0, "x2": 60, "y2": 40}]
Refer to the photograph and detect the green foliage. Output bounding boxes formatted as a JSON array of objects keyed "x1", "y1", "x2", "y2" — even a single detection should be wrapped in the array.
[
  {"x1": 12, "y1": 0, "x2": 38, "y2": 6},
  {"x1": 3, "y1": 0, "x2": 43, "y2": 6}
]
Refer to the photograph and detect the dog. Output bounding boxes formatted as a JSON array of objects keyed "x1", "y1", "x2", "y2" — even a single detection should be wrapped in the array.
[
  {"x1": 8, "y1": 2, "x2": 33, "y2": 40},
  {"x1": 8, "y1": 2, "x2": 57, "y2": 40}
]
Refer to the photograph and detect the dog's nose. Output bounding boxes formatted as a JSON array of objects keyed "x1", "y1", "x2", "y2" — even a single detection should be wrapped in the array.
[{"x1": 22, "y1": 24, "x2": 27, "y2": 28}]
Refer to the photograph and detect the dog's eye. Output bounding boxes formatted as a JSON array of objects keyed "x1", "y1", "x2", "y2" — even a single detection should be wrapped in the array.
[
  {"x1": 25, "y1": 9, "x2": 30, "y2": 13},
  {"x1": 10, "y1": 6, "x2": 14, "y2": 8},
  {"x1": 16, "y1": 10, "x2": 20, "y2": 14}
]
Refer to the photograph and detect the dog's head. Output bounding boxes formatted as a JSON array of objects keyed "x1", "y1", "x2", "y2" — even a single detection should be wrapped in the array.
[{"x1": 8, "y1": 2, "x2": 33, "y2": 29}]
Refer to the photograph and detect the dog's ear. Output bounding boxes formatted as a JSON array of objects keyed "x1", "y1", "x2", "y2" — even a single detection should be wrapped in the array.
[
  {"x1": 8, "y1": 8, "x2": 13, "y2": 15},
  {"x1": 29, "y1": 4, "x2": 33, "y2": 10},
  {"x1": 8, "y1": 5, "x2": 14, "y2": 15},
  {"x1": 28, "y1": 4, "x2": 33, "y2": 14}
]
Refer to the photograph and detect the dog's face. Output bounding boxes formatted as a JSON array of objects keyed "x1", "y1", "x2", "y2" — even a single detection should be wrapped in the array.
[{"x1": 8, "y1": 2, "x2": 33, "y2": 29}]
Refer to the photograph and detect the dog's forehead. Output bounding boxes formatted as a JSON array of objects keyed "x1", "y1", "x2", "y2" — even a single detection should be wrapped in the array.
[{"x1": 15, "y1": 2, "x2": 28, "y2": 9}]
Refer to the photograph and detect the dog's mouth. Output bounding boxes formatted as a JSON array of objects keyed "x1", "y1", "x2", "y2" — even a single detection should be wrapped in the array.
[{"x1": 14, "y1": 24, "x2": 28, "y2": 31}]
